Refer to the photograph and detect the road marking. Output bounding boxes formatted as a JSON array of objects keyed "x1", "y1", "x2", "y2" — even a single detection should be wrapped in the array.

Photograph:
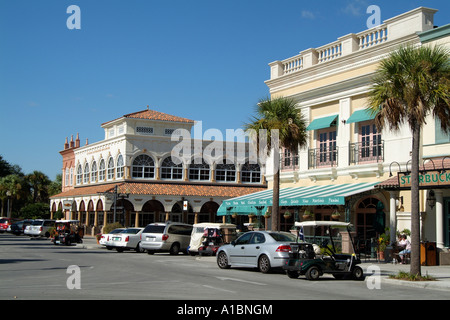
[
  {"x1": 215, "y1": 276, "x2": 267, "y2": 286},
  {"x1": 202, "y1": 285, "x2": 235, "y2": 293}
]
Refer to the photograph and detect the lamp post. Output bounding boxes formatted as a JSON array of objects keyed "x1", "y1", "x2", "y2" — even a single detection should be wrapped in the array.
[{"x1": 6, "y1": 191, "x2": 11, "y2": 218}]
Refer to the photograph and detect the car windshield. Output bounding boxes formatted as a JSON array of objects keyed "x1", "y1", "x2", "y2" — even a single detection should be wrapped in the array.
[
  {"x1": 0, "y1": 219, "x2": 8, "y2": 223},
  {"x1": 143, "y1": 225, "x2": 165, "y2": 233},
  {"x1": 120, "y1": 229, "x2": 141, "y2": 234},
  {"x1": 31, "y1": 220, "x2": 43, "y2": 226},
  {"x1": 110, "y1": 229, "x2": 124, "y2": 234},
  {"x1": 269, "y1": 232, "x2": 297, "y2": 242}
]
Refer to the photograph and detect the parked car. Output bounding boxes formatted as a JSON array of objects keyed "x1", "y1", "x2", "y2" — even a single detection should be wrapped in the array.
[
  {"x1": 108, "y1": 228, "x2": 144, "y2": 252},
  {"x1": 140, "y1": 222, "x2": 193, "y2": 255},
  {"x1": 9, "y1": 220, "x2": 33, "y2": 236},
  {"x1": 99, "y1": 228, "x2": 125, "y2": 250},
  {"x1": 216, "y1": 231, "x2": 298, "y2": 273},
  {"x1": 0, "y1": 217, "x2": 18, "y2": 233},
  {"x1": 24, "y1": 219, "x2": 56, "y2": 238}
]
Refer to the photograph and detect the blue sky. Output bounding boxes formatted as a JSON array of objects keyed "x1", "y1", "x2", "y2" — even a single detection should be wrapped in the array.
[{"x1": 0, "y1": 0, "x2": 449, "y2": 180}]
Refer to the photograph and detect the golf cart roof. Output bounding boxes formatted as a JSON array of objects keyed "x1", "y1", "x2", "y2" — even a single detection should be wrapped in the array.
[
  {"x1": 56, "y1": 220, "x2": 80, "y2": 224},
  {"x1": 192, "y1": 222, "x2": 236, "y2": 229},
  {"x1": 295, "y1": 221, "x2": 352, "y2": 228}
]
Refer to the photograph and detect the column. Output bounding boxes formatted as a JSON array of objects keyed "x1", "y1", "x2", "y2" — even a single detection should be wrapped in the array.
[
  {"x1": 435, "y1": 190, "x2": 444, "y2": 249},
  {"x1": 194, "y1": 212, "x2": 198, "y2": 225},
  {"x1": 94, "y1": 211, "x2": 98, "y2": 227},
  {"x1": 135, "y1": 211, "x2": 140, "y2": 228},
  {"x1": 389, "y1": 191, "x2": 398, "y2": 244}
]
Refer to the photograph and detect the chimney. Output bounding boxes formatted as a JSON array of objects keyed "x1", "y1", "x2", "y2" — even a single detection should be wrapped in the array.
[
  {"x1": 75, "y1": 133, "x2": 80, "y2": 148},
  {"x1": 64, "y1": 137, "x2": 69, "y2": 150},
  {"x1": 70, "y1": 135, "x2": 74, "y2": 148}
]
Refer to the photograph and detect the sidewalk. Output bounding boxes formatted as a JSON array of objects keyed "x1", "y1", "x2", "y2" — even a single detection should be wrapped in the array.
[
  {"x1": 77, "y1": 237, "x2": 450, "y2": 291},
  {"x1": 361, "y1": 261, "x2": 450, "y2": 291}
]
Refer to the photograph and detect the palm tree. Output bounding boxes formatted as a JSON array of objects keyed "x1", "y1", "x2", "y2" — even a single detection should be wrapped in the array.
[
  {"x1": 244, "y1": 96, "x2": 308, "y2": 231},
  {"x1": 367, "y1": 45, "x2": 450, "y2": 276},
  {"x1": 26, "y1": 170, "x2": 51, "y2": 203}
]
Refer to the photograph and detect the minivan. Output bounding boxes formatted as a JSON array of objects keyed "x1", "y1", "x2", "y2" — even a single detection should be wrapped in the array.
[
  {"x1": 140, "y1": 222, "x2": 193, "y2": 255},
  {"x1": 24, "y1": 219, "x2": 55, "y2": 238}
]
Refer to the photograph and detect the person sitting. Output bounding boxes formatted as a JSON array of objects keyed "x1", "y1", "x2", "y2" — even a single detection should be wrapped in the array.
[{"x1": 398, "y1": 234, "x2": 411, "y2": 264}]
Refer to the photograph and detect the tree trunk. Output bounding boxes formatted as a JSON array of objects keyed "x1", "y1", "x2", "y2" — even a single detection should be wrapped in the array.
[
  {"x1": 271, "y1": 149, "x2": 280, "y2": 231},
  {"x1": 410, "y1": 123, "x2": 421, "y2": 276}
]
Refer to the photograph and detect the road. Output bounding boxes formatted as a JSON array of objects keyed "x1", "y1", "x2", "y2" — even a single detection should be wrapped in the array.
[{"x1": 1, "y1": 233, "x2": 449, "y2": 303}]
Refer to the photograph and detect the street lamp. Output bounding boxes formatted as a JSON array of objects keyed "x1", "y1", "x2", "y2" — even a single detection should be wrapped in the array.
[{"x1": 6, "y1": 191, "x2": 11, "y2": 218}]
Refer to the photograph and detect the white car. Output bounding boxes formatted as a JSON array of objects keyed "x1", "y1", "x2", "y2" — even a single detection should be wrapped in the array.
[
  {"x1": 109, "y1": 228, "x2": 144, "y2": 253},
  {"x1": 24, "y1": 219, "x2": 56, "y2": 238},
  {"x1": 100, "y1": 228, "x2": 125, "y2": 250},
  {"x1": 216, "y1": 231, "x2": 298, "y2": 273}
]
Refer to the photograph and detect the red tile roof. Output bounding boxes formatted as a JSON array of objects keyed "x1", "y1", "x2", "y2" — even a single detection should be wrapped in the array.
[
  {"x1": 102, "y1": 108, "x2": 194, "y2": 126},
  {"x1": 51, "y1": 182, "x2": 266, "y2": 199}
]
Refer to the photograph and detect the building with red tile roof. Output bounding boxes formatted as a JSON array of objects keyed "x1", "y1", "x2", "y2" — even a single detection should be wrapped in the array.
[{"x1": 50, "y1": 107, "x2": 266, "y2": 234}]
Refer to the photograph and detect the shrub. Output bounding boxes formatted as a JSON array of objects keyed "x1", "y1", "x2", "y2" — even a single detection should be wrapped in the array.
[{"x1": 102, "y1": 222, "x2": 124, "y2": 234}]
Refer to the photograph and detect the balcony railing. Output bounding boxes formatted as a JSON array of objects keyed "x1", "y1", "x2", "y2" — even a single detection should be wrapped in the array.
[
  {"x1": 349, "y1": 141, "x2": 384, "y2": 165},
  {"x1": 269, "y1": 7, "x2": 437, "y2": 80},
  {"x1": 308, "y1": 147, "x2": 338, "y2": 169},
  {"x1": 281, "y1": 154, "x2": 299, "y2": 171}
]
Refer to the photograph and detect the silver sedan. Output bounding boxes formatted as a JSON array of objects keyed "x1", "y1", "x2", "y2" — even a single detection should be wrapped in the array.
[{"x1": 216, "y1": 231, "x2": 297, "y2": 273}]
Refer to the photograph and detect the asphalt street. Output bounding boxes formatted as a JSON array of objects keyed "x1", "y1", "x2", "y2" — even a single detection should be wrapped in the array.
[{"x1": 1, "y1": 234, "x2": 450, "y2": 303}]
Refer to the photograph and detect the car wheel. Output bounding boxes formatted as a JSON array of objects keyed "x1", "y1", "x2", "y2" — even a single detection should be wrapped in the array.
[
  {"x1": 305, "y1": 266, "x2": 321, "y2": 280},
  {"x1": 352, "y1": 266, "x2": 365, "y2": 281},
  {"x1": 217, "y1": 251, "x2": 230, "y2": 269},
  {"x1": 135, "y1": 243, "x2": 144, "y2": 253},
  {"x1": 258, "y1": 255, "x2": 271, "y2": 274},
  {"x1": 286, "y1": 271, "x2": 299, "y2": 279},
  {"x1": 169, "y1": 243, "x2": 180, "y2": 255}
]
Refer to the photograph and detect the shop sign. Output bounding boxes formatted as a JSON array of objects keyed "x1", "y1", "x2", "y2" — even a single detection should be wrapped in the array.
[{"x1": 398, "y1": 170, "x2": 450, "y2": 188}]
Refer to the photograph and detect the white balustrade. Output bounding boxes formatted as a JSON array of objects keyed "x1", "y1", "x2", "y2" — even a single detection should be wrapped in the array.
[
  {"x1": 357, "y1": 25, "x2": 388, "y2": 50},
  {"x1": 282, "y1": 54, "x2": 303, "y2": 74}
]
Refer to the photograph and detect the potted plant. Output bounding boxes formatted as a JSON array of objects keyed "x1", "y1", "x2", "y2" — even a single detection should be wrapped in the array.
[
  {"x1": 377, "y1": 232, "x2": 390, "y2": 260},
  {"x1": 302, "y1": 209, "x2": 314, "y2": 220},
  {"x1": 283, "y1": 211, "x2": 292, "y2": 220},
  {"x1": 331, "y1": 210, "x2": 341, "y2": 220},
  {"x1": 96, "y1": 233, "x2": 102, "y2": 244}
]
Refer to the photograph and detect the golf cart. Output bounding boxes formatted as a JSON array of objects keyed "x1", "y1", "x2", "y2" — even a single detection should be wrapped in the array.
[
  {"x1": 283, "y1": 221, "x2": 364, "y2": 281},
  {"x1": 188, "y1": 222, "x2": 237, "y2": 256},
  {"x1": 53, "y1": 220, "x2": 84, "y2": 246}
]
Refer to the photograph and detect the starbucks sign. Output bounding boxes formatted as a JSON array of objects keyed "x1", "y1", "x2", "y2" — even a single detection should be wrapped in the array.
[{"x1": 398, "y1": 170, "x2": 450, "y2": 188}]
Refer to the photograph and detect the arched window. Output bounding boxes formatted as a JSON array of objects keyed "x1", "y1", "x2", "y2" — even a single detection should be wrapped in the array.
[
  {"x1": 99, "y1": 159, "x2": 106, "y2": 181},
  {"x1": 83, "y1": 163, "x2": 90, "y2": 184},
  {"x1": 189, "y1": 159, "x2": 210, "y2": 181},
  {"x1": 132, "y1": 154, "x2": 155, "y2": 179},
  {"x1": 161, "y1": 157, "x2": 183, "y2": 180},
  {"x1": 107, "y1": 157, "x2": 115, "y2": 180},
  {"x1": 215, "y1": 160, "x2": 236, "y2": 182},
  {"x1": 116, "y1": 155, "x2": 124, "y2": 179},
  {"x1": 241, "y1": 162, "x2": 261, "y2": 183},
  {"x1": 91, "y1": 161, "x2": 97, "y2": 183},
  {"x1": 76, "y1": 164, "x2": 83, "y2": 185}
]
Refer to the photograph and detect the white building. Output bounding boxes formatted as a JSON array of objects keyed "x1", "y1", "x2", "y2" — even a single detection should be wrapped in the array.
[{"x1": 50, "y1": 108, "x2": 266, "y2": 234}]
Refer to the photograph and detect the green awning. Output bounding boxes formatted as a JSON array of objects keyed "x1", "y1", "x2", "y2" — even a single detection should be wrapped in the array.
[
  {"x1": 306, "y1": 115, "x2": 338, "y2": 131},
  {"x1": 217, "y1": 205, "x2": 267, "y2": 217},
  {"x1": 217, "y1": 182, "x2": 379, "y2": 215},
  {"x1": 346, "y1": 109, "x2": 376, "y2": 124}
]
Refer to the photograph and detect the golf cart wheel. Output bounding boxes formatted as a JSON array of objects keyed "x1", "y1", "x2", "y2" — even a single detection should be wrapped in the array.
[
  {"x1": 217, "y1": 251, "x2": 230, "y2": 269},
  {"x1": 286, "y1": 271, "x2": 299, "y2": 279},
  {"x1": 305, "y1": 266, "x2": 321, "y2": 280},
  {"x1": 352, "y1": 266, "x2": 365, "y2": 281},
  {"x1": 258, "y1": 255, "x2": 271, "y2": 273}
]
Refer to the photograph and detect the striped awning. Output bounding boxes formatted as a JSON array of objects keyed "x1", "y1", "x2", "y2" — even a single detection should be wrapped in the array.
[{"x1": 217, "y1": 182, "x2": 379, "y2": 215}]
